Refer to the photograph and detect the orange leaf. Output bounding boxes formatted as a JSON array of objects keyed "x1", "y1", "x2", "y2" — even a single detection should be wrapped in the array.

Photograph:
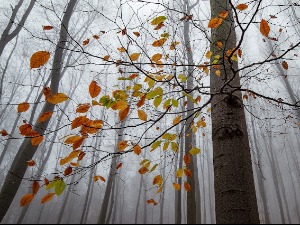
[
  {"x1": 73, "y1": 137, "x2": 85, "y2": 150},
  {"x1": 173, "y1": 116, "x2": 182, "y2": 125},
  {"x1": 78, "y1": 152, "x2": 86, "y2": 161},
  {"x1": 138, "y1": 110, "x2": 148, "y2": 121},
  {"x1": 173, "y1": 183, "x2": 181, "y2": 191},
  {"x1": 94, "y1": 176, "x2": 106, "y2": 182},
  {"x1": 116, "y1": 162, "x2": 123, "y2": 170},
  {"x1": 139, "y1": 167, "x2": 149, "y2": 174},
  {"x1": 27, "y1": 160, "x2": 36, "y2": 167},
  {"x1": 137, "y1": 95, "x2": 146, "y2": 108},
  {"x1": 20, "y1": 194, "x2": 34, "y2": 207},
  {"x1": 43, "y1": 26, "x2": 53, "y2": 30},
  {"x1": 184, "y1": 168, "x2": 192, "y2": 178},
  {"x1": 103, "y1": 55, "x2": 110, "y2": 61},
  {"x1": 64, "y1": 166, "x2": 73, "y2": 176},
  {"x1": 152, "y1": 53, "x2": 163, "y2": 62},
  {"x1": 129, "y1": 74, "x2": 139, "y2": 79},
  {"x1": 46, "y1": 93, "x2": 68, "y2": 104},
  {"x1": 60, "y1": 156, "x2": 72, "y2": 166},
  {"x1": 41, "y1": 193, "x2": 55, "y2": 204},
  {"x1": 219, "y1": 11, "x2": 228, "y2": 19},
  {"x1": 1, "y1": 129, "x2": 8, "y2": 136},
  {"x1": 76, "y1": 104, "x2": 91, "y2": 113},
  {"x1": 119, "y1": 106, "x2": 130, "y2": 122},
  {"x1": 282, "y1": 61, "x2": 289, "y2": 70},
  {"x1": 133, "y1": 32, "x2": 140, "y2": 37},
  {"x1": 147, "y1": 199, "x2": 156, "y2": 205},
  {"x1": 260, "y1": 19, "x2": 270, "y2": 37},
  {"x1": 65, "y1": 136, "x2": 82, "y2": 145},
  {"x1": 71, "y1": 162, "x2": 80, "y2": 167},
  {"x1": 236, "y1": 4, "x2": 248, "y2": 11},
  {"x1": 43, "y1": 87, "x2": 52, "y2": 99},
  {"x1": 154, "y1": 23, "x2": 165, "y2": 30},
  {"x1": 118, "y1": 141, "x2": 129, "y2": 151},
  {"x1": 30, "y1": 51, "x2": 50, "y2": 69},
  {"x1": 133, "y1": 145, "x2": 142, "y2": 155},
  {"x1": 118, "y1": 47, "x2": 126, "y2": 53},
  {"x1": 89, "y1": 81, "x2": 101, "y2": 98},
  {"x1": 72, "y1": 116, "x2": 88, "y2": 130},
  {"x1": 44, "y1": 178, "x2": 50, "y2": 186},
  {"x1": 130, "y1": 53, "x2": 141, "y2": 61},
  {"x1": 31, "y1": 135, "x2": 44, "y2": 146},
  {"x1": 184, "y1": 182, "x2": 191, "y2": 192},
  {"x1": 184, "y1": 154, "x2": 191, "y2": 166},
  {"x1": 153, "y1": 175, "x2": 163, "y2": 186},
  {"x1": 152, "y1": 38, "x2": 167, "y2": 47},
  {"x1": 208, "y1": 18, "x2": 223, "y2": 28},
  {"x1": 83, "y1": 39, "x2": 90, "y2": 46},
  {"x1": 32, "y1": 181, "x2": 40, "y2": 195},
  {"x1": 18, "y1": 102, "x2": 30, "y2": 113},
  {"x1": 38, "y1": 111, "x2": 53, "y2": 123}
]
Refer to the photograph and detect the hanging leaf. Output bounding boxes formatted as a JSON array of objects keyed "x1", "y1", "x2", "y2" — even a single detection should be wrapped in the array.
[
  {"x1": 38, "y1": 111, "x2": 53, "y2": 123},
  {"x1": 119, "y1": 106, "x2": 130, "y2": 121},
  {"x1": 94, "y1": 176, "x2": 106, "y2": 182},
  {"x1": 153, "y1": 175, "x2": 163, "y2": 186},
  {"x1": 170, "y1": 42, "x2": 180, "y2": 50},
  {"x1": 130, "y1": 53, "x2": 141, "y2": 61},
  {"x1": 76, "y1": 104, "x2": 91, "y2": 113},
  {"x1": 152, "y1": 53, "x2": 163, "y2": 62},
  {"x1": 65, "y1": 136, "x2": 82, "y2": 145},
  {"x1": 118, "y1": 47, "x2": 126, "y2": 53},
  {"x1": 72, "y1": 116, "x2": 88, "y2": 130},
  {"x1": 260, "y1": 19, "x2": 270, "y2": 37},
  {"x1": 43, "y1": 26, "x2": 53, "y2": 30},
  {"x1": 133, "y1": 145, "x2": 142, "y2": 155},
  {"x1": 18, "y1": 102, "x2": 30, "y2": 113},
  {"x1": 189, "y1": 148, "x2": 201, "y2": 155},
  {"x1": 236, "y1": 4, "x2": 249, "y2": 11},
  {"x1": 153, "y1": 38, "x2": 167, "y2": 47},
  {"x1": 151, "y1": 16, "x2": 167, "y2": 25},
  {"x1": 154, "y1": 23, "x2": 165, "y2": 30},
  {"x1": 93, "y1": 35, "x2": 100, "y2": 39},
  {"x1": 176, "y1": 169, "x2": 184, "y2": 178},
  {"x1": 133, "y1": 31, "x2": 141, "y2": 37},
  {"x1": 64, "y1": 167, "x2": 73, "y2": 176},
  {"x1": 32, "y1": 181, "x2": 40, "y2": 195},
  {"x1": 41, "y1": 193, "x2": 55, "y2": 204},
  {"x1": 138, "y1": 110, "x2": 148, "y2": 121},
  {"x1": 47, "y1": 93, "x2": 68, "y2": 104},
  {"x1": 20, "y1": 194, "x2": 34, "y2": 207},
  {"x1": 83, "y1": 39, "x2": 90, "y2": 46},
  {"x1": 1, "y1": 129, "x2": 8, "y2": 136},
  {"x1": 206, "y1": 51, "x2": 212, "y2": 59},
  {"x1": 219, "y1": 11, "x2": 229, "y2": 19},
  {"x1": 116, "y1": 162, "x2": 123, "y2": 170},
  {"x1": 31, "y1": 135, "x2": 44, "y2": 146},
  {"x1": 118, "y1": 141, "x2": 129, "y2": 151},
  {"x1": 55, "y1": 180, "x2": 66, "y2": 196},
  {"x1": 173, "y1": 183, "x2": 181, "y2": 191},
  {"x1": 78, "y1": 152, "x2": 86, "y2": 161},
  {"x1": 173, "y1": 116, "x2": 182, "y2": 125},
  {"x1": 30, "y1": 51, "x2": 50, "y2": 69},
  {"x1": 215, "y1": 70, "x2": 221, "y2": 77},
  {"x1": 184, "y1": 182, "x2": 191, "y2": 192},
  {"x1": 184, "y1": 154, "x2": 191, "y2": 165},
  {"x1": 139, "y1": 167, "x2": 149, "y2": 175},
  {"x1": 27, "y1": 160, "x2": 36, "y2": 167},
  {"x1": 184, "y1": 168, "x2": 192, "y2": 178},
  {"x1": 150, "y1": 164, "x2": 158, "y2": 173},
  {"x1": 103, "y1": 55, "x2": 110, "y2": 61},
  {"x1": 208, "y1": 18, "x2": 223, "y2": 28},
  {"x1": 89, "y1": 81, "x2": 101, "y2": 98},
  {"x1": 282, "y1": 61, "x2": 289, "y2": 70}
]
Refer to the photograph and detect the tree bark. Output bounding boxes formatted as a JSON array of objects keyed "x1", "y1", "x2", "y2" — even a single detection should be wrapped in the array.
[
  {"x1": 209, "y1": 0, "x2": 260, "y2": 223},
  {"x1": 0, "y1": 1, "x2": 78, "y2": 222}
]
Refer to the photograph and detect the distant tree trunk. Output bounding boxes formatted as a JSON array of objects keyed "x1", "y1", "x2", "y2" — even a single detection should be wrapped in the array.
[
  {"x1": 105, "y1": 179, "x2": 116, "y2": 224},
  {"x1": 0, "y1": 1, "x2": 78, "y2": 222},
  {"x1": 135, "y1": 174, "x2": 143, "y2": 224},
  {"x1": 209, "y1": 0, "x2": 260, "y2": 223},
  {"x1": 159, "y1": 152, "x2": 166, "y2": 224},
  {"x1": 176, "y1": 122, "x2": 184, "y2": 224},
  {"x1": 0, "y1": 0, "x2": 35, "y2": 57}
]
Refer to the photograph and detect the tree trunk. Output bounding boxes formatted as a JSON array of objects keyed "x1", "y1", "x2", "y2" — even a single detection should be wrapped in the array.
[
  {"x1": 0, "y1": 1, "x2": 78, "y2": 222},
  {"x1": 209, "y1": 0, "x2": 260, "y2": 223}
]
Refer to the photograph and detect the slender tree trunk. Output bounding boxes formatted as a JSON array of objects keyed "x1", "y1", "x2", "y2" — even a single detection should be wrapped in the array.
[
  {"x1": 159, "y1": 152, "x2": 166, "y2": 224},
  {"x1": 105, "y1": 179, "x2": 116, "y2": 224},
  {"x1": 0, "y1": 1, "x2": 78, "y2": 222},
  {"x1": 209, "y1": 1, "x2": 260, "y2": 223}
]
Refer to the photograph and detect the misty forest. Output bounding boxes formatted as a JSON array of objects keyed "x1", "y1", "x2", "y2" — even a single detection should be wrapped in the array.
[{"x1": 0, "y1": 0, "x2": 299, "y2": 224}]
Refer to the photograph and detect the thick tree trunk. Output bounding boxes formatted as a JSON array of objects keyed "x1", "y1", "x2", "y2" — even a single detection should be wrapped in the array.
[
  {"x1": 0, "y1": 1, "x2": 78, "y2": 222},
  {"x1": 209, "y1": 0, "x2": 260, "y2": 223}
]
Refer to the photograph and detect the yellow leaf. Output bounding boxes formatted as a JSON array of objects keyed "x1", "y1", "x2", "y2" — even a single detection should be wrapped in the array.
[
  {"x1": 176, "y1": 169, "x2": 183, "y2": 178},
  {"x1": 236, "y1": 4, "x2": 249, "y2": 11},
  {"x1": 118, "y1": 141, "x2": 129, "y2": 151},
  {"x1": 153, "y1": 38, "x2": 167, "y2": 47},
  {"x1": 151, "y1": 16, "x2": 167, "y2": 25},
  {"x1": 60, "y1": 156, "x2": 72, "y2": 166},
  {"x1": 206, "y1": 51, "x2": 212, "y2": 59},
  {"x1": 89, "y1": 81, "x2": 101, "y2": 98},
  {"x1": 38, "y1": 111, "x2": 53, "y2": 123},
  {"x1": 260, "y1": 19, "x2": 270, "y2": 37},
  {"x1": 41, "y1": 193, "x2": 55, "y2": 204},
  {"x1": 150, "y1": 164, "x2": 158, "y2": 173},
  {"x1": 133, "y1": 145, "x2": 142, "y2": 155},
  {"x1": 152, "y1": 53, "x2": 163, "y2": 62},
  {"x1": 30, "y1": 51, "x2": 50, "y2": 69},
  {"x1": 20, "y1": 194, "x2": 35, "y2": 207},
  {"x1": 138, "y1": 110, "x2": 148, "y2": 121},
  {"x1": 130, "y1": 53, "x2": 141, "y2": 61},
  {"x1": 47, "y1": 93, "x2": 68, "y2": 104},
  {"x1": 215, "y1": 70, "x2": 221, "y2": 77},
  {"x1": 18, "y1": 102, "x2": 30, "y2": 113},
  {"x1": 173, "y1": 183, "x2": 181, "y2": 191},
  {"x1": 189, "y1": 148, "x2": 201, "y2": 155},
  {"x1": 69, "y1": 150, "x2": 82, "y2": 159},
  {"x1": 173, "y1": 116, "x2": 182, "y2": 125},
  {"x1": 156, "y1": 186, "x2": 163, "y2": 194},
  {"x1": 153, "y1": 175, "x2": 163, "y2": 186},
  {"x1": 208, "y1": 17, "x2": 223, "y2": 28},
  {"x1": 118, "y1": 47, "x2": 126, "y2": 53},
  {"x1": 111, "y1": 100, "x2": 128, "y2": 111}
]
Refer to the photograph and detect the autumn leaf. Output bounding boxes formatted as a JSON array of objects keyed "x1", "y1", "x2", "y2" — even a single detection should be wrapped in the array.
[
  {"x1": 1, "y1": 129, "x2": 8, "y2": 136},
  {"x1": 130, "y1": 53, "x2": 141, "y2": 61},
  {"x1": 94, "y1": 176, "x2": 106, "y2": 182},
  {"x1": 184, "y1": 182, "x2": 191, "y2": 192},
  {"x1": 18, "y1": 102, "x2": 30, "y2": 113},
  {"x1": 64, "y1": 166, "x2": 73, "y2": 176},
  {"x1": 72, "y1": 137, "x2": 85, "y2": 150},
  {"x1": 78, "y1": 152, "x2": 86, "y2": 161},
  {"x1": 282, "y1": 61, "x2": 289, "y2": 70},
  {"x1": 219, "y1": 11, "x2": 229, "y2": 19},
  {"x1": 133, "y1": 145, "x2": 142, "y2": 155},
  {"x1": 184, "y1": 168, "x2": 192, "y2": 178},
  {"x1": 83, "y1": 39, "x2": 90, "y2": 46},
  {"x1": 89, "y1": 81, "x2": 101, "y2": 98},
  {"x1": 133, "y1": 32, "x2": 140, "y2": 37},
  {"x1": 176, "y1": 168, "x2": 184, "y2": 178},
  {"x1": 153, "y1": 175, "x2": 163, "y2": 186},
  {"x1": 173, "y1": 183, "x2": 181, "y2": 191},
  {"x1": 151, "y1": 16, "x2": 167, "y2": 25},
  {"x1": 71, "y1": 116, "x2": 88, "y2": 130},
  {"x1": 116, "y1": 162, "x2": 123, "y2": 170},
  {"x1": 43, "y1": 26, "x2": 53, "y2": 30},
  {"x1": 31, "y1": 135, "x2": 44, "y2": 146},
  {"x1": 55, "y1": 180, "x2": 66, "y2": 196},
  {"x1": 170, "y1": 42, "x2": 180, "y2": 50},
  {"x1": 147, "y1": 199, "x2": 158, "y2": 205},
  {"x1": 138, "y1": 110, "x2": 148, "y2": 121},
  {"x1": 118, "y1": 47, "x2": 126, "y2": 53},
  {"x1": 27, "y1": 160, "x2": 36, "y2": 167},
  {"x1": 76, "y1": 104, "x2": 91, "y2": 113},
  {"x1": 206, "y1": 51, "x2": 212, "y2": 59},
  {"x1": 19, "y1": 124, "x2": 34, "y2": 136},
  {"x1": 152, "y1": 53, "x2": 163, "y2": 62},
  {"x1": 65, "y1": 136, "x2": 82, "y2": 145},
  {"x1": 139, "y1": 167, "x2": 149, "y2": 175},
  {"x1": 184, "y1": 154, "x2": 191, "y2": 165},
  {"x1": 93, "y1": 35, "x2": 100, "y2": 39},
  {"x1": 38, "y1": 111, "x2": 53, "y2": 123},
  {"x1": 118, "y1": 141, "x2": 129, "y2": 151},
  {"x1": 189, "y1": 148, "x2": 201, "y2": 155},
  {"x1": 154, "y1": 23, "x2": 165, "y2": 30},
  {"x1": 30, "y1": 51, "x2": 50, "y2": 69},
  {"x1": 260, "y1": 19, "x2": 270, "y2": 37},
  {"x1": 153, "y1": 38, "x2": 167, "y2": 47},
  {"x1": 32, "y1": 181, "x2": 40, "y2": 195},
  {"x1": 236, "y1": 4, "x2": 248, "y2": 11},
  {"x1": 173, "y1": 116, "x2": 182, "y2": 125},
  {"x1": 47, "y1": 93, "x2": 68, "y2": 104},
  {"x1": 119, "y1": 106, "x2": 130, "y2": 121},
  {"x1": 41, "y1": 193, "x2": 55, "y2": 204},
  {"x1": 208, "y1": 18, "x2": 223, "y2": 28},
  {"x1": 20, "y1": 194, "x2": 34, "y2": 207}
]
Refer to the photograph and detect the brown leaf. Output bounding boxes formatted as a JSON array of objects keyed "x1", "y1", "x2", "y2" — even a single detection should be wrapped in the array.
[
  {"x1": 139, "y1": 167, "x2": 149, "y2": 174},
  {"x1": 78, "y1": 152, "x2": 86, "y2": 161},
  {"x1": 118, "y1": 141, "x2": 129, "y2": 151},
  {"x1": 30, "y1": 51, "x2": 50, "y2": 69},
  {"x1": 46, "y1": 93, "x2": 68, "y2": 104},
  {"x1": 72, "y1": 116, "x2": 88, "y2": 130},
  {"x1": 260, "y1": 19, "x2": 270, "y2": 37},
  {"x1": 152, "y1": 38, "x2": 167, "y2": 47},
  {"x1": 27, "y1": 160, "x2": 36, "y2": 167},
  {"x1": 83, "y1": 39, "x2": 90, "y2": 46},
  {"x1": 64, "y1": 167, "x2": 73, "y2": 176},
  {"x1": 133, "y1": 32, "x2": 140, "y2": 37},
  {"x1": 208, "y1": 18, "x2": 223, "y2": 28},
  {"x1": 116, "y1": 162, "x2": 123, "y2": 170},
  {"x1": 282, "y1": 61, "x2": 289, "y2": 70},
  {"x1": 76, "y1": 104, "x2": 91, "y2": 113},
  {"x1": 184, "y1": 168, "x2": 192, "y2": 178},
  {"x1": 184, "y1": 154, "x2": 191, "y2": 166},
  {"x1": 133, "y1": 145, "x2": 142, "y2": 155},
  {"x1": 184, "y1": 182, "x2": 191, "y2": 192},
  {"x1": 32, "y1": 181, "x2": 40, "y2": 195},
  {"x1": 1, "y1": 129, "x2": 8, "y2": 136},
  {"x1": 18, "y1": 102, "x2": 30, "y2": 113},
  {"x1": 119, "y1": 106, "x2": 130, "y2": 122},
  {"x1": 38, "y1": 111, "x2": 53, "y2": 123},
  {"x1": 236, "y1": 4, "x2": 248, "y2": 11},
  {"x1": 138, "y1": 110, "x2": 148, "y2": 121},
  {"x1": 89, "y1": 81, "x2": 101, "y2": 98},
  {"x1": 43, "y1": 26, "x2": 53, "y2": 30}
]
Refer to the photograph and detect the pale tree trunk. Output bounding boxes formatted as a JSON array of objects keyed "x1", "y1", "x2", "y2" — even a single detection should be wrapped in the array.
[
  {"x1": 159, "y1": 152, "x2": 166, "y2": 224},
  {"x1": 0, "y1": 1, "x2": 78, "y2": 222},
  {"x1": 0, "y1": 0, "x2": 35, "y2": 57},
  {"x1": 209, "y1": 0, "x2": 260, "y2": 223}
]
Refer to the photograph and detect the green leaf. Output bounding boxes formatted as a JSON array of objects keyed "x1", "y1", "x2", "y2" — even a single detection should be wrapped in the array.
[
  {"x1": 182, "y1": 92, "x2": 196, "y2": 103},
  {"x1": 148, "y1": 79, "x2": 155, "y2": 89},
  {"x1": 150, "y1": 164, "x2": 158, "y2": 173},
  {"x1": 118, "y1": 77, "x2": 131, "y2": 81},
  {"x1": 55, "y1": 180, "x2": 66, "y2": 196},
  {"x1": 146, "y1": 87, "x2": 163, "y2": 100},
  {"x1": 161, "y1": 33, "x2": 170, "y2": 38},
  {"x1": 151, "y1": 16, "x2": 167, "y2": 25},
  {"x1": 154, "y1": 96, "x2": 163, "y2": 108},
  {"x1": 46, "y1": 180, "x2": 58, "y2": 191},
  {"x1": 100, "y1": 96, "x2": 115, "y2": 109},
  {"x1": 172, "y1": 99, "x2": 179, "y2": 108},
  {"x1": 162, "y1": 133, "x2": 177, "y2": 141},
  {"x1": 164, "y1": 99, "x2": 172, "y2": 108},
  {"x1": 151, "y1": 141, "x2": 162, "y2": 151},
  {"x1": 189, "y1": 148, "x2": 201, "y2": 155},
  {"x1": 178, "y1": 74, "x2": 187, "y2": 82}
]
